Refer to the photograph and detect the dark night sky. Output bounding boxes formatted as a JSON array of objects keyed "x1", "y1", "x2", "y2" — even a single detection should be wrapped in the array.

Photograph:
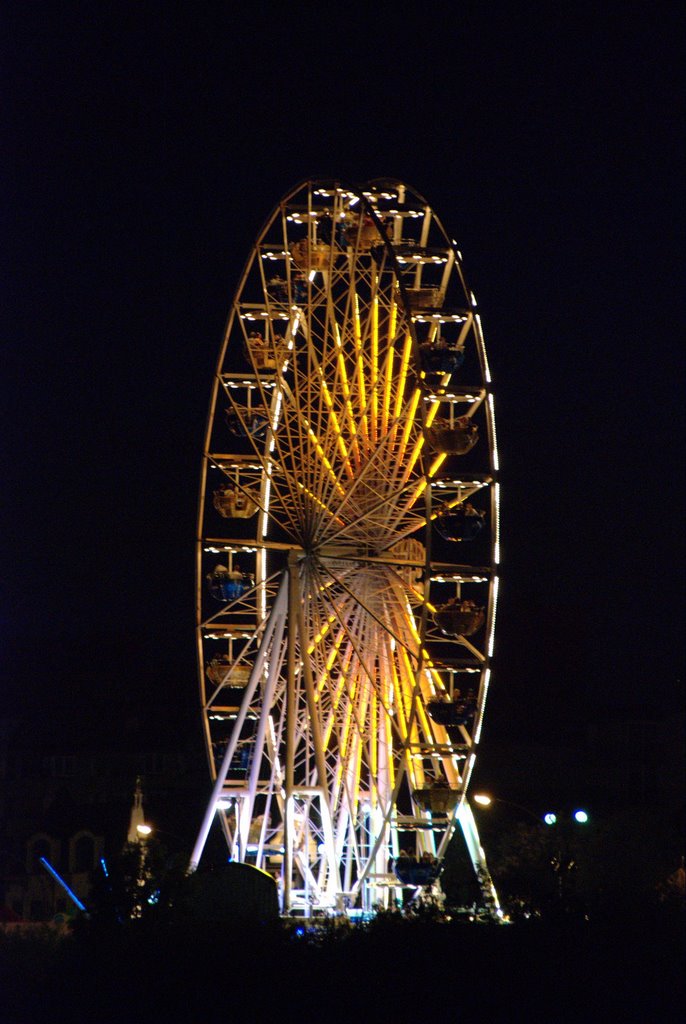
[{"x1": 2, "y1": 4, "x2": 684, "y2": 758}]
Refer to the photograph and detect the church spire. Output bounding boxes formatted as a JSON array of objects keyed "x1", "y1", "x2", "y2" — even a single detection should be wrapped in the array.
[{"x1": 127, "y1": 776, "x2": 147, "y2": 844}]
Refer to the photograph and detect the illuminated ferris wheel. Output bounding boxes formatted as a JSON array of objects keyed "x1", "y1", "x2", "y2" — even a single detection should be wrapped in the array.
[{"x1": 190, "y1": 179, "x2": 501, "y2": 917}]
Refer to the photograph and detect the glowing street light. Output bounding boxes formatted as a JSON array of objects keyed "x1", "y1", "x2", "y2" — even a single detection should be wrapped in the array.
[
  {"x1": 472, "y1": 795, "x2": 592, "y2": 913},
  {"x1": 473, "y1": 794, "x2": 545, "y2": 825},
  {"x1": 136, "y1": 823, "x2": 152, "y2": 837},
  {"x1": 474, "y1": 796, "x2": 589, "y2": 828}
]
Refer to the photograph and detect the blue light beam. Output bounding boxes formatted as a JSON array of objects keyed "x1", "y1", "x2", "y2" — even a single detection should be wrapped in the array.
[{"x1": 39, "y1": 857, "x2": 87, "y2": 912}]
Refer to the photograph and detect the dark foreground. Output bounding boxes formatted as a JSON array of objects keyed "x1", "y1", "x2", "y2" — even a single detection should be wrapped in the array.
[{"x1": 1, "y1": 910, "x2": 683, "y2": 1023}]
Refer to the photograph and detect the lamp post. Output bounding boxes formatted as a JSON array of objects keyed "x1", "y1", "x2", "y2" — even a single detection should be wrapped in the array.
[
  {"x1": 473, "y1": 793, "x2": 555, "y2": 824},
  {"x1": 473, "y1": 795, "x2": 590, "y2": 915},
  {"x1": 137, "y1": 822, "x2": 192, "y2": 849}
]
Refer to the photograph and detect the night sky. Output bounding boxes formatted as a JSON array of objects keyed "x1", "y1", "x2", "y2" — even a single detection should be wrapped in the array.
[{"x1": 3, "y1": 4, "x2": 684, "y2": 766}]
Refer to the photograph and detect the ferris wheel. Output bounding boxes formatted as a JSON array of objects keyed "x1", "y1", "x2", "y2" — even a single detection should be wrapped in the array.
[{"x1": 190, "y1": 179, "x2": 501, "y2": 917}]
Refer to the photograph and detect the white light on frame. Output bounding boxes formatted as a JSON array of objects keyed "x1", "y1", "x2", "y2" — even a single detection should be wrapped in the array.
[
  {"x1": 476, "y1": 316, "x2": 492, "y2": 383},
  {"x1": 488, "y1": 393, "x2": 499, "y2": 471},
  {"x1": 493, "y1": 481, "x2": 501, "y2": 565},
  {"x1": 487, "y1": 577, "x2": 499, "y2": 658}
]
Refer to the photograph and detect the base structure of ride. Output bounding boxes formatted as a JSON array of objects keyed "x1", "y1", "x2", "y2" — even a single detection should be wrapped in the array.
[{"x1": 190, "y1": 179, "x2": 502, "y2": 918}]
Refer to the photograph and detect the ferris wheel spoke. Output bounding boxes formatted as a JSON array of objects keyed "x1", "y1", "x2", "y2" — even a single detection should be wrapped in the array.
[
  {"x1": 309, "y1": 388, "x2": 426, "y2": 542},
  {"x1": 256, "y1": 377, "x2": 312, "y2": 537},
  {"x1": 316, "y1": 563, "x2": 421, "y2": 665},
  {"x1": 280, "y1": 369, "x2": 350, "y2": 534},
  {"x1": 310, "y1": 575, "x2": 402, "y2": 753},
  {"x1": 261, "y1": 385, "x2": 312, "y2": 535},
  {"x1": 320, "y1": 480, "x2": 426, "y2": 549},
  {"x1": 318, "y1": 409, "x2": 427, "y2": 535}
]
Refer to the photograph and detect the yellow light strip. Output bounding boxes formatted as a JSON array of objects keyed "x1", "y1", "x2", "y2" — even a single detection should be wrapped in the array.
[
  {"x1": 296, "y1": 481, "x2": 346, "y2": 525},
  {"x1": 398, "y1": 449, "x2": 447, "y2": 518},
  {"x1": 306, "y1": 613, "x2": 337, "y2": 655},
  {"x1": 390, "y1": 656, "x2": 412, "y2": 739},
  {"x1": 303, "y1": 419, "x2": 346, "y2": 497},
  {"x1": 408, "y1": 587, "x2": 437, "y2": 613},
  {"x1": 405, "y1": 659, "x2": 435, "y2": 739},
  {"x1": 429, "y1": 493, "x2": 466, "y2": 520},
  {"x1": 402, "y1": 603, "x2": 421, "y2": 645},
  {"x1": 328, "y1": 673, "x2": 348, "y2": 739},
  {"x1": 400, "y1": 435, "x2": 425, "y2": 487},
  {"x1": 413, "y1": 659, "x2": 461, "y2": 786},
  {"x1": 383, "y1": 657, "x2": 396, "y2": 793},
  {"x1": 353, "y1": 291, "x2": 362, "y2": 347},
  {"x1": 319, "y1": 374, "x2": 354, "y2": 479},
  {"x1": 347, "y1": 731, "x2": 364, "y2": 840},
  {"x1": 387, "y1": 656, "x2": 412, "y2": 784},
  {"x1": 336, "y1": 669, "x2": 358, "y2": 790},
  {"x1": 354, "y1": 294, "x2": 369, "y2": 447},
  {"x1": 353, "y1": 673, "x2": 369, "y2": 766},
  {"x1": 318, "y1": 632, "x2": 345, "y2": 696},
  {"x1": 425, "y1": 401, "x2": 440, "y2": 428},
  {"x1": 427, "y1": 664, "x2": 444, "y2": 692},
  {"x1": 321, "y1": 643, "x2": 351, "y2": 748},
  {"x1": 428, "y1": 452, "x2": 448, "y2": 477},
  {"x1": 370, "y1": 688, "x2": 377, "y2": 782},
  {"x1": 396, "y1": 388, "x2": 421, "y2": 465},
  {"x1": 371, "y1": 296, "x2": 379, "y2": 446},
  {"x1": 389, "y1": 298, "x2": 397, "y2": 346},
  {"x1": 398, "y1": 649, "x2": 425, "y2": 788},
  {"x1": 393, "y1": 331, "x2": 413, "y2": 422},
  {"x1": 407, "y1": 477, "x2": 427, "y2": 507},
  {"x1": 382, "y1": 346, "x2": 394, "y2": 436},
  {"x1": 334, "y1": 646, "x2": 354, "y2": 711},
  {"x1": 334, "y1": 322, "x2": 360, "y2": 466}
]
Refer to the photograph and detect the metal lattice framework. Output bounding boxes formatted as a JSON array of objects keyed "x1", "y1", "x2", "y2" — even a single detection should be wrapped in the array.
[{"x1": 190, "y1": 179, "x2": 501, "y2": 917}]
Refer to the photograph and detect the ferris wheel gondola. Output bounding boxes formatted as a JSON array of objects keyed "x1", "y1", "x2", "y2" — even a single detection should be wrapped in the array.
[{"x1": 190, "y1": 179, "x2": 501, "y2": 917}]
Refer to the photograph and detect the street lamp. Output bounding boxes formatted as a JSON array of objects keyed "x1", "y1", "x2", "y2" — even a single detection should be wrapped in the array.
[
  {"x1": 473, "y1": 795, "x2": 589, "y2": 828},
  {"x1": 472, "y1": 795, "x2": 591, "y2": 914},
  {"x1": 136, "y1": 823, "x2": 189, "y2": 853},
  {"x1": 473, "y1": 793, "x2": 554, "y2": 826}
]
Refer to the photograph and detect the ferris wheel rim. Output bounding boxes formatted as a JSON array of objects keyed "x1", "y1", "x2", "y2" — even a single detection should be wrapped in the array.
[{"x1": 193, "y1": 178, "x2": 500, "y2": 914}]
